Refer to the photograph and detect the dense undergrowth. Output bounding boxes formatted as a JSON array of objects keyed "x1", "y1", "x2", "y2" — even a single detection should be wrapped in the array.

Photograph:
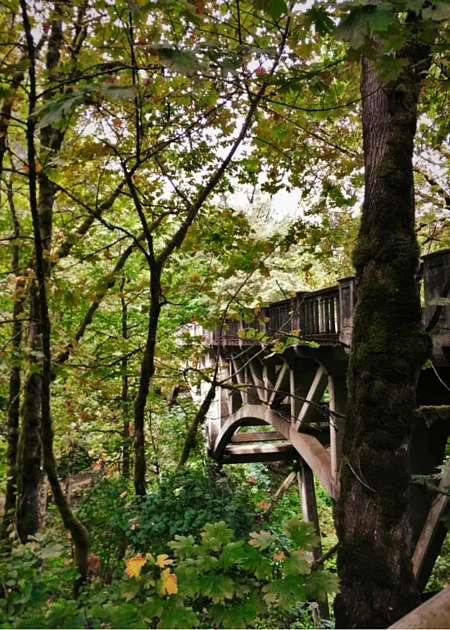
[{"x1": 0, "y1": 464, "x2": 339, "y2": 629}]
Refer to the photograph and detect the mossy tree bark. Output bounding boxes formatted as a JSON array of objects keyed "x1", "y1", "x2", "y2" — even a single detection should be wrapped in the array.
[{"x1": 334, "y1": 31, "x2": 432, "y2": 630}]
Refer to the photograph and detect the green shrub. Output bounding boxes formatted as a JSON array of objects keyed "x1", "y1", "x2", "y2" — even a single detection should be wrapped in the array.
[{"x1": 1, "y1": 519, "x2": 339, "y2": 629}]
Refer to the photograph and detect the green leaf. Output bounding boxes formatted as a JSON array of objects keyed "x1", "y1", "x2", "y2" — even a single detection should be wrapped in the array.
[
  {"x1": 252, "y1": 0, "x2": 287, "y2": 20},
  {"x1": 151, "y1": 45, "x2": 202, "y2": 76},
  {"x1": 32, "y1": 93, "x2": 84, "y2": 129},
  {"x1": 157, "y1": 607, "x2": 198, "y2": 629},
  {"x1": 375, "y1": 56, "x2": 408, "y2": 82},
  {"x1": 198, "y1": 574, "x2": 235, "y2": 603},
  {"x1": 200, "y1": 522, "x2": 234, "y2": 551},
  {"x1": 248, "y1": 529, "x2": 278, "y2": 550},
  {"x1": 282, "y1": 519, "x2": 319, "y2": 550},
  {"x1": 368, "y1": 5, "x2": 397, "y2": 33},
  {"x1": 218, "y1": 540, "x2": 246, "y2": 569},
  {"x1": 306, "y1": 569, "x2": 340, "y2": 599},
  {"x1": 280, "y1": 551, "x2": 311, "y2": 576},
  {"x1": 210, "y1": 593, "x2": 264, "y2": 629},
  {"x1": 423, "y1": 1, "x2": 450, "y2": 21},
  {"x1": 168, "y1": 534, "x2": 198, "y2": 558},
  {"x1": 334, "y1": 6, "x2": 372, "y2": 49},
  {"x1": 305, "y1": 6, "x2": 334, "y2": 35}
]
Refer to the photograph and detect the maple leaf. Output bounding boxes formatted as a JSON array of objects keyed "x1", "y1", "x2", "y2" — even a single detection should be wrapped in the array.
[
  {"x1": 124, "y1": 553, "x2": 147, "y2": 578},
  {"x1": 160, "y1": 568, "x2": 178, "y2": 595},
  {"x1": 249, "y1": 529, "x2": 278, "y2": 550},
  {"x1": 273, "y1": 550, "x2": 286, "y2": 562},
  {"x1": 156, "y1": 553, "x2": 174, "y2": 568}
]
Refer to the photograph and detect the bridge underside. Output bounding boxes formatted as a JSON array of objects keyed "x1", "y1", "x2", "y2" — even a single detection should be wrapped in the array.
[{"x1": 199, "y1": 342, "x2": 450, "y2": 594}]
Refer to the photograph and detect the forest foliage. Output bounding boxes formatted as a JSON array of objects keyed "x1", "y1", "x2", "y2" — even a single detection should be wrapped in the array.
[{"x1": 1, "y1": 0, "x2": 450, "y2": 627}]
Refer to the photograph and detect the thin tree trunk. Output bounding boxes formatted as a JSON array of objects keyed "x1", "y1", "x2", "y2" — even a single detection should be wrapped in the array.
[
  {"x1": 334, "y1": 27, "x2": 431, "y2": 629},
  {"x1": 121, "y1": 278, "x2": 131, "y2": 478},
  {"x1": 20, "y1": 0, "x2": 89, "y2": 595},
  {"x1": 1, "y1": 181, "x2": 24, "y2": 544},
  {"x1": 134, "y1": 264, "x2": 161, "y2": 496},
  {"x1": 17, "y1": 284, "x2": 42, "y2": 541},
  {"x1": 178, "y1": 384, "x2": 216, "y2": 467},
  {"x1": 17, "y1": 6, "x2": 63, "y2": 542}
]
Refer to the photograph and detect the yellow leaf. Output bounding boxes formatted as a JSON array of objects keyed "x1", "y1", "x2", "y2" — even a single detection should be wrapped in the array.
[
  {"x1": 156, "y1": 553, "x2": 174, "y2": 568},
  {"x1": 160, "y1": 568, "x2": 178, "y2": 595},
  {"x1": 124, "y1": 553, "x2": 147, "y2": 578}
]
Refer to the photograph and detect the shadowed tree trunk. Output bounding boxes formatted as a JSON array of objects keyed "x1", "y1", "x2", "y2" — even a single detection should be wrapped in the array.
[
  {"x1": 334, "y1": 25, "x2": 432, "y2": 630},
  {"x1": 121, "y1": 278, "x2": 131, "y2": 478},
  {"x1": 17, "y1": 8, "x2": 64, "y2": 542},
  {"x1": 1, "y1": 180, "x2": 25, "y2": 544}
]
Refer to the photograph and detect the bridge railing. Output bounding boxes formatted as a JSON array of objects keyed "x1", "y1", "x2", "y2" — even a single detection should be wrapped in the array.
[{"x1": 189, "y1": 248, "x2": 450, "y2": 348}]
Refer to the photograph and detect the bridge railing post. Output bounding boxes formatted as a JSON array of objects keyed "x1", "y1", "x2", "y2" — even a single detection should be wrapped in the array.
[
  {"x1": 422, "y1": 249, "x2": 450, "y2": 359},
  {"x1": 338, "y1": 276, "x2": 357, "y2": 347}
]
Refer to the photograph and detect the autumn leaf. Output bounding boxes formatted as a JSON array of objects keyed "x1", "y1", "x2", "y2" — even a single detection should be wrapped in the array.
[
  {"x1": 87, "y1": 553, "x2": 101, "y2": 571},
  {"x1": 156, "y1": 553, "x2": 175, "y2": 568},
  {"x1": 160, "y1": 568, "x2": 178, "y2": 595},
  {"x1": 273, "y1": 550, "x2": 286, "y2": 561},
  {"x1": 124, "y1": 553, "x2": 147, "y2": 578}
]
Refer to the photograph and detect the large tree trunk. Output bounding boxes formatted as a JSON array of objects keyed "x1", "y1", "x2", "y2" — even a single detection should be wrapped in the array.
[{"x1": 334, "y1": 34, "x2": 431, "y2": 629}]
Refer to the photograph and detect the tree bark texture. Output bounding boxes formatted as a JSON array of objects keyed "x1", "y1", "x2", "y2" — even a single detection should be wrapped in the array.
[
  {"x1": 1, "y1": 182, "x2": 24, "y2": 544},
  {"x1": 334, "y1": 36, "x2": 431, "y2": 629},
  {"x1": 16, "y1": 3, "x2": 65, "y2": 541}
]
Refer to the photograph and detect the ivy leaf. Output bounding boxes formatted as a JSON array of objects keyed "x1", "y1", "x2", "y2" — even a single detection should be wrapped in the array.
[
  {"x1": 160, "y1": 568, "x2": 178, "y2": 596},
  {"x1": 282, "y1": 519, "x2": 319, "y2": 550},
  {"x1": 248, "y1": 529, "x2": 278, "y2": 550},
  {"x1": 252, "y1": 0, "x2": 287, "y2": 20},
  {"x1": 124, "y1": 553, "x2": 147, "y2": 578}
]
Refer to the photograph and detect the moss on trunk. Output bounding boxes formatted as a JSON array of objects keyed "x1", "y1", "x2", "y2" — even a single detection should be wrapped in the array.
[{"x1": 334, "y1": 29, "x2": 432, "y2": 629}]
